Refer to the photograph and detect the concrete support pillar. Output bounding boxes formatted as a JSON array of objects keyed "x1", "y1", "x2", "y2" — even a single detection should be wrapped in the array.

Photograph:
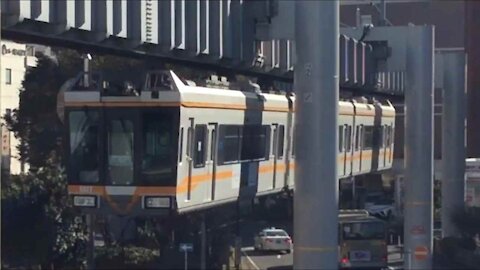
[
  {"x1": 0, "y1": 7, "x2": 3, "y2": 266},
  {"x1": 394, "y1": 176, "x2": 403, "y2": 216},
  {"x1": 293, "y1": 1, "x2": 339, "y2": 269},
  {"x1": 441, "y1": 51, "x2": 466, "y2": 237},
  {"x1": 404, "y1": 26, "x2": 435, "y2": 270}
]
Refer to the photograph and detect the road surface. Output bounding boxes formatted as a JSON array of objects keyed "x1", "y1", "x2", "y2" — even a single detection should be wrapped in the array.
[{"x1": 239, "y1": 219, "x2": 404, "y2": 270}]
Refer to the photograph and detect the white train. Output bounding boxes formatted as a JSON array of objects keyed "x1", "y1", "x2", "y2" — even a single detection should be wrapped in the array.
[{"x1": 65, "y1": 70, "x2": 395, "y2": 215}]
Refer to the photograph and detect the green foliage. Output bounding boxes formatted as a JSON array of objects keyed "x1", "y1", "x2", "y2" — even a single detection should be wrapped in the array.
[
  {"x1": 4, "y1": 53, "x2": 80, "y2": 169},
  {"x1": 2, "y1": 157, "x2": 87, "y2": 269},
  {"x1": 96, "y1": 245, "x2": 160, "y2": 267},
  {"x1": 2, "y1": 48, "x2": 173, "y2": 269}
]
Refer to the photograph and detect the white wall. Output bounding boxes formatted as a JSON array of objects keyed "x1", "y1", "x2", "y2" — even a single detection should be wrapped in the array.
[{"x1": 0, "y1": 40, "x2": 37, "y2": 174}]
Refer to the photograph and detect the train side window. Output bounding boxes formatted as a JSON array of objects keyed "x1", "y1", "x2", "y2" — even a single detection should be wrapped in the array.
[
  {"x1": 339, "y1": 125, "x2": 344, "y2": 152},
  {"x1": 194, "y1": 125, "x2": 208, "y2": 168},
  {"x1": 363, "y1": 126, "x2": 374, "y2": 150},
  {"x1": 346, "y1": 125, "x2": 352, "y2": 152},
  {"x1": 218, "y1": 125, "x2": 241, "y2": 165},
  {"x1": 355, "y1": 126, "x2": 360, "y2": 151},
  {"x1": 210, "y1": 129, "x2": 216, "y2": 161},
  {"x1": 391, "y1": 126, "x2": 395, "y2": 145},
  {"x1": 179, "y1": 127, "x2": 184, "y2": 163},
  {"x1": 385, "y1": 126, "x2": 388, "y2": 147},
  {"x1": 241, "y1": 125, "x2": 270, "y2": 161},
  {"x1": 277, "y1": 125, "x2": 285, "y2": 159},
  {"x1": 386, "y1": 126, "x2": 391, "y2": 146},
  {"x1": 292, "y1": 127, "x2": 296, "y2": 157},
  {"x1": 375, "y1": 126, "x2": 384, "y2": 148},
  {"x1": 187, "y1": 127, "x2": 193, "y2": 159}
]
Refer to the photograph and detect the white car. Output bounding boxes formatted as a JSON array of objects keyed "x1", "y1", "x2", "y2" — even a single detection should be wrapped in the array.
[{"x1": 254, "y1": 228, "x2": 292, "y2": 253}]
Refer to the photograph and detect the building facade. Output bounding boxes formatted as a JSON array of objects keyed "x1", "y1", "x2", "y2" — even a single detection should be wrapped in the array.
[{"x1": 1, "y1": 40, "x2": 37, "y2": 175}]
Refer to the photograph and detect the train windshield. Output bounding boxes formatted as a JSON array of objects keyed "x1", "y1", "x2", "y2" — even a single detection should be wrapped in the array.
[
  {"x1": 68, "y1": 110, "x2": 101, "y2": 183},
  {"x1": 342, "y1": 221, "x2": 385, "y2": 241},
  {"x1": 67, "y1": 108, "x2": 179, "y2": 186},
  {"x1": 107, "y1": 118, "x2": 135, "y2": 185},
  {"x1": 141, "y1": 112, "x2": 176, "y2": 185}
]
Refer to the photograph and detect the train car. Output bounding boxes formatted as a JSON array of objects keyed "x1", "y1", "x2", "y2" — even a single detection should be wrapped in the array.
[{"x1": 63, "y1": 70, "x2": 395, "y2": 216}]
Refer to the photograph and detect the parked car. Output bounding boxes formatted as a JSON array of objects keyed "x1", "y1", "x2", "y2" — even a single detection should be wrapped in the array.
[{"x1": 254, "y1": 227, "x2": 292, "y2": 253}]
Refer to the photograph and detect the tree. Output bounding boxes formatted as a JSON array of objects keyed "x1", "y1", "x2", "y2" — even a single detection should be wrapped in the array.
[
  {"x1": 5, "y1": 53, "x2": 79, "y2": 170},
  {"x1": 2, "y1": 49, "x2": 170, "y2": 269},
  {"x1": 2, "y1": 155, "x2": 88, "y2": 269},
  {"x1": 2, "y1": 51, "x2": 88, "y2": 268}
]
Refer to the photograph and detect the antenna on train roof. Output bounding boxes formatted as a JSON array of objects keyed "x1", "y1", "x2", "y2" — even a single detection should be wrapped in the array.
[
  {"x1": 352, "y1": 96, "x2": 368, "y2": 103},
  {"x1": 206, "y1": 74, "x2": 230, "y2": 89}
]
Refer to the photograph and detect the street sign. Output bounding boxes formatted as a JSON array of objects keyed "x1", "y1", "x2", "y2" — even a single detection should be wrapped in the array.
[
  {"x1": 179, "y1": 243, "x2": 193, "y2": 252},
  {"x1": 180, "y1": 243, "x2": 193, "y2": 270},
  {"x1": 414, "y1": 246, "x2": 429, "y2": 261}
]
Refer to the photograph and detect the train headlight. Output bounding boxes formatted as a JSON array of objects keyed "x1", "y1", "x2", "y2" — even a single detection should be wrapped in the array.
[
  {"x1": 73, "y1": 195, "x2": 97, "y2": 207},
  {"x1": 144, "y1": 196, "x2": 171, "y2": 209}
]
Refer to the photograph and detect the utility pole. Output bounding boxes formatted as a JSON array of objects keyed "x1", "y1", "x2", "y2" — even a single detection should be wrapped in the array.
[{"x1": 294, "y1": 1, "x2": 339, "y2": 269}]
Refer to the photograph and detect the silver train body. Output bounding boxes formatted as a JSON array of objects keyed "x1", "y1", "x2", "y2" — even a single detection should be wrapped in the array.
[{"x1": 65, "y1": 71, "x2": 395, "y2": 216}]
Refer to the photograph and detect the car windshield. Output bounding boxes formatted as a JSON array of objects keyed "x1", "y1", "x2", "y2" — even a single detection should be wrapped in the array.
[
  {"x1": 342, "y1": 221, "x2": 385, "y2": 240},
  {"x1": 265, "y1": 231, "x2": 288, "y2": 237}
]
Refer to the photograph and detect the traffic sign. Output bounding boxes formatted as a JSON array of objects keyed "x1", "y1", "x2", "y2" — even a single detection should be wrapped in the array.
[
  {"x1": 414, "y1": 246, "x2": 429, "y2": 260},
  {"x1": 179, "y1": 243, "x2": 193, "y2": 252},
  {"x1": 410, "y1": 225, "x2": 426, "y2": 235}
]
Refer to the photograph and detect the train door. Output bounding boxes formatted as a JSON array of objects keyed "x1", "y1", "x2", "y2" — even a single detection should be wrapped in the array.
[
  {"x1": 272, "y1": 124, "x2": 285, "y2": 189},
  {"x1": 359, "y1": 124, "x2": 364, "y2": 172},
  {"x1": 344, "y1": 124, "x2": 352, "y2": 176},
  {"x1": 338, "y1": 125, "x2": 346, "y2": 177},
  {"x1": 383, "y1": 125, "x2": 388, "y2": 168},
  {"x1": 206, "y1": 123, "x2": 218, "y2": 201},
  {"x1": 192, "y1": 124, "x2": 209, "y2": 202},
  {"x1": 388, "y1": 124, "x2": 393, "y2": 163},
  {"x1": 186, "y1": 118, "x2": 194, "y2": 201},
  {"x1": 272, "y1": 124, "x2": 279, "y2": 189}
]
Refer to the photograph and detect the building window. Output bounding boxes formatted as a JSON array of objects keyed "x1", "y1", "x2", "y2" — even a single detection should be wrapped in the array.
[{"x1": 5, "y1": 69, "x2": 12, "y2": 85}]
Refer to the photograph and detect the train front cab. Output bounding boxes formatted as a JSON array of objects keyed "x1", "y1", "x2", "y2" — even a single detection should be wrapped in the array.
[{"x1": 66, "y1": 71, "x2": 183, "y2": 216}]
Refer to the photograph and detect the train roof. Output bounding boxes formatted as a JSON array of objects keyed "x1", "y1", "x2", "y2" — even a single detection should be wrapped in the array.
[{"x1": 62, "y1": 70, "x2": 394, "y2": 115}]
